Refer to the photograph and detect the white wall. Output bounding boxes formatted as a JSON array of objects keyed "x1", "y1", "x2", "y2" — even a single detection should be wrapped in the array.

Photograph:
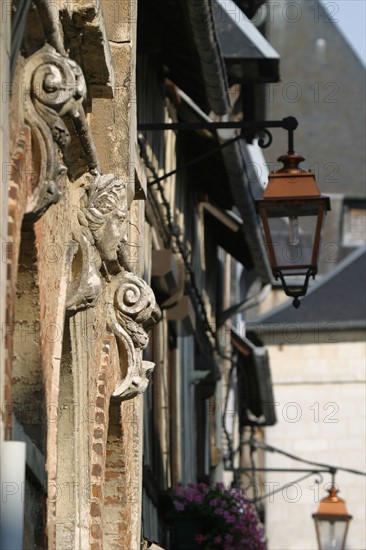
[{"x1": 264, "y1": 341, "x2": 366, "y2": 550}]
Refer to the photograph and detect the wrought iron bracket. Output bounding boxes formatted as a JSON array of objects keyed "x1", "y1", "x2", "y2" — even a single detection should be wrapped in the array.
[
  {"x1": 227, "y1": 467, "x2": 327, "y2": 503},
  {"x1": 138, "y1": 116, "x2": 298, "y2": 154}
]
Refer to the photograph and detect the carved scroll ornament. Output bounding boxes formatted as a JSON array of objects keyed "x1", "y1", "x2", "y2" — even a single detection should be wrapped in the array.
[
  {"x1": 65, "y1": 170, "x2": 161, "y2": 398},
  {"x1": 23, "y1": 44, "x2": 90, "y2": 218},
  {"x1": 107, "y1": 273, "x2": 161, "y2": 400}
]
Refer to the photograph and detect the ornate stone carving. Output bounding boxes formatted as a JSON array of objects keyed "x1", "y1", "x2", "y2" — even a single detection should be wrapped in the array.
[
  {"x1": 65, "y1": 170, "x2": 161, "y2": 398},
  {"x1": 107, "y1": 273, "x2": 161, "y2": 400},
  {"x1": 23, "y1": 44, "x2": 96, "y2": 218},
  {"x1": 66, "y1": 173, "x2": 130, "y2": 311},
  {"x1": 113, "y1": 273, "x2": 160, "y2": 348},
  {"x1": 83, "y1": 173, "x2": 130, "y2": 274},
  {"x1": 65, "y1": 232, "x2": 103, "y2": 312}
]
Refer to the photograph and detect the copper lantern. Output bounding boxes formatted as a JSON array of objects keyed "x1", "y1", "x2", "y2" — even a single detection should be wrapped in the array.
[
  {"x1": 256, "y1": 152, "x2": 331, "y2": 308},
  {"x1": 312, "y1": 486, "x2": 352, "y2": 550}
]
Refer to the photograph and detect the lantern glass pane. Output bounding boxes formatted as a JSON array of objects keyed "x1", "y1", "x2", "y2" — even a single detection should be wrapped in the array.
[
  {"x1": 316, "y1": 518, "x2": 348, "y2": 550},
  {"x1": 266, "y1": 213, "x2": 319, "y2": 270}
]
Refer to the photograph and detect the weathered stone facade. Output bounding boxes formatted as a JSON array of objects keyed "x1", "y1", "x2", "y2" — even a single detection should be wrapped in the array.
[
  {"x1": 1, "y1": 1, "x2": 282, "y2": 549},
  {"x1": 1, "y1": 1, "x2": 160, "y2": 548}
]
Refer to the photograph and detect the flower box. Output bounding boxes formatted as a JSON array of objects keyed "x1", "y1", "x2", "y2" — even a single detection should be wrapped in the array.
[{"x1": 169, "y1": 483, "x2": 267, "y2": 550}]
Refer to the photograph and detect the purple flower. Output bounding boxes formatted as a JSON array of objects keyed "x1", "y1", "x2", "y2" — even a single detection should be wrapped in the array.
[
  {"x1": 170, "y1": 482, "x2": 267, "y2": 549},
  {"x1": 194, "y1": 534, "x2": 205, "y2": 544}
]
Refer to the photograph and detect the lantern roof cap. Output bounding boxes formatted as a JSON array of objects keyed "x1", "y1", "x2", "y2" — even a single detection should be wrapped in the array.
[
  {"x1": 313, "y1": 486, "x2": 352, "y2": 520},
  {"x1": 263, "y1": 152, "x2": 322, "y2": 200}
]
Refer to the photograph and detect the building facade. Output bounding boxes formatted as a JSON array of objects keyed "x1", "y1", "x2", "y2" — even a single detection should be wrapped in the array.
[
  {"x1": 1, "y1": 1, "x2": 282, "y2": 549},
  {"x1": 1, "y1": 1, "x2": 160, "y2": 548},
  {"x1": 252, "y1": 247, "x2": 366, "y2": 549}
]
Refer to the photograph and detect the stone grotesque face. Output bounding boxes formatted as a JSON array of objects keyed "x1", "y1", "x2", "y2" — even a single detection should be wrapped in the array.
[{"x1": 84, "y1": 173, "x2": 129, "y2": 273}]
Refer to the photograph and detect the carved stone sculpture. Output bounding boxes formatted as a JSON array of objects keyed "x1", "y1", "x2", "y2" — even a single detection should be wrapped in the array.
[
  {"x1": 23, "y1": 44, "x2": 97, "y2": 218},
  {"x1": 82, "y1": 173, "x2": 130, "y2": 274},
  {"x1": 66, "y1": 169, "x2": 161, "y2": 398},
  {"x1": 66, "y1": 173, "x2": 130, "y2": 311},
  {"x1": 22, "y1": 45, "x2": 162, "y2": 398},
  {"x1": 107, "y1": 273, "x2": 161, "y2": 400}
]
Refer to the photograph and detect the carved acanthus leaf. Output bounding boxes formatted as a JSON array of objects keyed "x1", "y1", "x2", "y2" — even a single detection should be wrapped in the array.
[
  {"x1": 23, "y1": 44, "x2": 88, "y2": 218},
  {"x1": 107, "y1": 272, "x2": 161, "y2": 400}
]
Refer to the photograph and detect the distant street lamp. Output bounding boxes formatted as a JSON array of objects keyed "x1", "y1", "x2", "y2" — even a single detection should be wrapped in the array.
[
  {"x1": 256, "y1": 151, "x2": 330, "y2": 308},
  {"x1": 312, "y1": 486, "x2": 352, "y2": 550}
]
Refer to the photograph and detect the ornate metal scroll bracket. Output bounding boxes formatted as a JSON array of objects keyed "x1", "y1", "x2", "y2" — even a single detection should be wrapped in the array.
[
  {"x1": 138, "y1": 116, "x2": 298, "y2": 153},
  {"x1": 137, "y1": 117, "x2": 299, "y2": 187},
  {"x1": 107, "y1": 272, "x2": 161, "y2": 400}
]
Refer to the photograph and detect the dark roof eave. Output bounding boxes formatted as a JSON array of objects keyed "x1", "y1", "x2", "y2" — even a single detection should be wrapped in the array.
[
  {"x1": 220, "y1": 139, "x2": 273, "y2": 284},
  {"x1": 186, "y1": 0, "x2": 229, "y2": 116},
  {"x1": 187, "y1": 0, "x2": 273, "y2": 284}
]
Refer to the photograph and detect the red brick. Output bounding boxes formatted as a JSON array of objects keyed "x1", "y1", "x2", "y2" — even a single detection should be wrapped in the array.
[
  {"x1": 92, "y1": 443, "x2": 103, "y2": 456},
  {"x1": 92, "y1": 464, "x2": 102, "y2": 477},
  {"x1": 91, "y1": 524, "x2": 102, "y2": 539},
  {"x1": 96, "y1": 396, "x2": 105, "y2": 408},
  {"x1": 90, "y1": 502, "x2": 101, "y2": 517},
  {"x1": 92, "y1": 484, "x2": 102, "y2": 498},
  {"x1": 95, "y1": 411, "x2": 105, "y2": 424},
  {"x1": 104, "y1": 471, "x2": 120, "y2": 480},
  {"x1": 104, "y1": 496, "x2": 121, "y2": 506},
  {"x1": 93, "y1": 427, "x2": 103, "y2": 439}
]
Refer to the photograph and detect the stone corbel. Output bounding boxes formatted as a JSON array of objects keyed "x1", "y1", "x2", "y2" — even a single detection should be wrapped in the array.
[
  {"x1": 23, "y1": 44, "x2": 99, "y2": 219},
  {"x1": 107, "y1": 272, "x2": 161, "y2": 400},
  {"x1": 66, "y1": 171, "x2": 161, "y2": 399}
]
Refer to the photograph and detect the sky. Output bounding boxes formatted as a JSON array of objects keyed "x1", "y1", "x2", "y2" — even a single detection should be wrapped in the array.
[{"x1": 320, "y1": 0, "x2": 366, "y2": 65}]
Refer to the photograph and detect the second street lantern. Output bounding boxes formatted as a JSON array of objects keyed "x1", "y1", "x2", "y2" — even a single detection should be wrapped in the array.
[
  {"x1": 312, "y1": 485, "x2": 352, "y2": 550},
  {"x1": 256, "y1": 152, "x2": 331, "y2": 308}
]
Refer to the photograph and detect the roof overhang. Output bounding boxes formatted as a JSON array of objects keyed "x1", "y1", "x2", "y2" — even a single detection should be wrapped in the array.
[
  {"x1": 202, "y1": 203, "x2": 254, "y2": 268},
  {"x1": 175, "y1": 89, "x2": 273, "y2": 283},
  {"x1": 212, "y1": 0, "x2": 280, "y2": 83}
]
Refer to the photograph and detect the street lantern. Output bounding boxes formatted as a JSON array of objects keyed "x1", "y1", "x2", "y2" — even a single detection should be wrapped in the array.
[
  {"x1": 312, "y1": 486, "x2": 352, "y2": 550},
  {"x1": 138, "y1": 116, "x2": 331, "y2": 308},
  {"x1": 256, "y1": 152, "x2": 331, "y2": 308}
]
